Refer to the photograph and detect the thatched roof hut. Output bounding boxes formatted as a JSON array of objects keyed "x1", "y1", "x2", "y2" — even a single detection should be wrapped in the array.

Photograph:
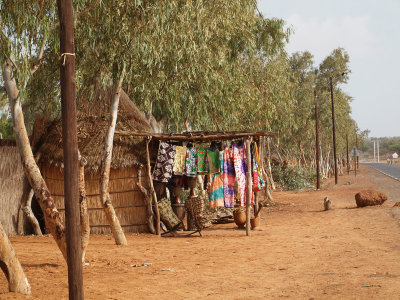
[
  {"x1": 37, "y1": 88, "x2": 155, "y2": 234},
  {"x1": 0, "y1": 140, "x2": 26, "y2": 235}
]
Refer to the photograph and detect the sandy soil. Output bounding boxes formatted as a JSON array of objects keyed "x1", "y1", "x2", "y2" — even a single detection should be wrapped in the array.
[{"x1": 1, "y1": 165, "x2": 400, "y2": 299}]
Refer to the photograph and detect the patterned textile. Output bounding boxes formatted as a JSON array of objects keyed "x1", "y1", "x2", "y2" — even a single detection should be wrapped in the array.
[
  {"x1": 158, "y1": 198, "x2": 181, "y2": 230},
  {"x1": 173, "y1": 146, "x2": 187, "y2": 175},
  {"x1": 197, "y1": 147, "x2": 209, "y2": 174},
  {"x1": 223, "y1": 146, "x2": 235, "y2": 208},
  {"x1": 185, "y1": 195, "x2": 205, "y2": 230},
  {"x1": 233, "y1": 141, "x2": 254, "y2": 206},
  {"x1": 209, "y1": 150, "x2": 225, "y2": 208},
  {"x1": 206, "y1": 148, "x2": 220, "y2": 175},
  {"x1": 184, "y1": 147, "x2": 198, "y2": 177},
  {"x1": 153, "y1": 142, "x2": 176, "y2": 183}
]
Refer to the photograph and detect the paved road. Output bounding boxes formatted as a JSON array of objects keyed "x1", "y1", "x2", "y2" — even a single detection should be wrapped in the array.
[{"x1": 362, "y1": 162, "x2": 400, "y2": 181}]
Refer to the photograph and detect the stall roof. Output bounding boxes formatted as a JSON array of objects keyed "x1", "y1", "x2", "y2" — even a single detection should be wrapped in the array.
[{"x1": 114, "y1": 130, "x2": 274, "y2": 142}]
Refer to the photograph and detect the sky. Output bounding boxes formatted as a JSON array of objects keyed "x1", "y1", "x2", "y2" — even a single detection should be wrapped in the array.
[{"x1": 258, "y1": 0, "x2": 400, "y2": 138}]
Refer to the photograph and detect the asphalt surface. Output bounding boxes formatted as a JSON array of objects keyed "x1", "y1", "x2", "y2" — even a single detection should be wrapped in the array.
[{"x1": 362, "y1": 162, "x2": 400, "y2": 181}]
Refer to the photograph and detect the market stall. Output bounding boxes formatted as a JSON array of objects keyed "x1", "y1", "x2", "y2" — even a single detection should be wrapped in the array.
[{"x1": 115, "y1": 130, "x2": 275, "y2": 236}]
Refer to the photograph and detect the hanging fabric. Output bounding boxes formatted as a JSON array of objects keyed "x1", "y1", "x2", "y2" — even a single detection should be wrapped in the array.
[
  {"x1": 173, "y1": 145, "x2": 187, "y2": 175},
  {"x1": 206, "y1": 148, "x2": 220, "y2": 174},
  {"x1": 208, "y1": 150, "x2": 225, "y2": 208},
  {"x1": 153, "y1": 142, "x2": 176, "y2": 183},
  {"x1": 184, "y1": 146, "x2": 198, "y2": 177},
  {"x1": 197, "y1": 147, "x2": 209, "y2": 174},
  {"x1": 253, "y1": 142, "x2": 265, "y2": 191},
  {"x1": 223, "y1": 146, "x2": 235, "y2": 208},
  {"x1": 233, "y1": 141, "x2": 254, "y2": 206}
]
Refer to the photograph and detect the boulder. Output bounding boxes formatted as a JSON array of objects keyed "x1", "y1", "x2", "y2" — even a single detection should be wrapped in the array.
[
  {"x1": 355, "y1": 190, "x2": 388, "y2": 207},
  {"x1": 393, "y1": 202, "x2": 400, "y2": 207}
]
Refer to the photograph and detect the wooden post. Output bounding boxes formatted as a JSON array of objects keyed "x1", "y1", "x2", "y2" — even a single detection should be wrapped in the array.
[
  {"x1": 245, "y1": 139, "x2": 252, "y2": 236},
  {"x1": 57, "y1": 0, "x2": 84, "y2": 298},
  {"x1": 329, "y1": 77, "x2": 338, "y2": 185},
  {"x1": 145, "y1": 137, "x2": 161, "y2": 236},
  {"x1": 314, "y1": 89, "x2": 321, "y2": 189},
  {"x1": 346, "y1": 134, "x2": 350, "y2": 175}
]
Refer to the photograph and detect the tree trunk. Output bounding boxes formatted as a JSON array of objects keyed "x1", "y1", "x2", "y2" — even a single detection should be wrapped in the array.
[
  {"x1": 0, "y1": 222, "x2": 31, "y2": 294},
  {"x1": 19, "y1": 177, "x2": 42, "y2": 235},
  {"x1": 99, "y1": 63, "x2": 127, "y2": 245},
  {"x1": 79, "y1": 157, "x2": 90, "y2": 263},
  {"x1": 2, "y1": 61, "x2": 67, "y2": 260},
  {"x1": 136, "y1": 165, "x2": 156, "y2": 234}
]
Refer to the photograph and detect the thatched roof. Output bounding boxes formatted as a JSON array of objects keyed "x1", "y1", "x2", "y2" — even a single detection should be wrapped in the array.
[{"x1": 38, "y1": 88, "x2": 154, "y2": 172}]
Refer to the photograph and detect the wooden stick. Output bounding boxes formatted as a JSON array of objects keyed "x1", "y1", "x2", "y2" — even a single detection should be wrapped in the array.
[
  {"x1": 115, "y1": 130, "x2": 274, "y2": 142},
  {"x1": 145, "y1": 137, "x2": 161, "y2": 236},
  {"x1": 137, "y1": 165, "x2": 156, "y2": 234},
  {"x1": 245, "y1": 139, "x2": 253, "y2": 236}
]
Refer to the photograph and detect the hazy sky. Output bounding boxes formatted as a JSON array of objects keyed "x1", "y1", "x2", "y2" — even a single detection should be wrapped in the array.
[{"x1": 258, "y1": 0, "x2": 400, "y2": 138}]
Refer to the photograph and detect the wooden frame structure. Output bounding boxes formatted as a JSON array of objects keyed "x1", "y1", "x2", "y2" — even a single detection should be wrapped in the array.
[{"x1": 115, "y1": 130, "x2": 275, "y2": 236}]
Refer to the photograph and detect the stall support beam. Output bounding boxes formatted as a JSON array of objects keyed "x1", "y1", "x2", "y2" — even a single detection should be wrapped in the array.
[
  {"x1": 145, "y1": 137, "x2": 161, "y2": 236},
  {"x1": 245, "y1": 139, "x2": 253, "y2": 236}
]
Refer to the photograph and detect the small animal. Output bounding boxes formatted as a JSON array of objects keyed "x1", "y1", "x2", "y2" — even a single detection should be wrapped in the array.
[{"x1": 324, "y1": 197, "x2": 332, "y2": 211}]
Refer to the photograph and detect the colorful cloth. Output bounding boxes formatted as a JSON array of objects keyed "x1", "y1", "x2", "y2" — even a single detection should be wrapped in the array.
[
  {"x1": 197, "y1": 147, "x2": 208, "y2": 174},
  {"x1": 153, "y1": 142, "x2": 176, "y2": 183},
  {"x1": 184, "y1": 146, "x2": 198, "y2": 177},
  {"x1": 223, "y1": 146, "x2": 235, "y2": 208},
  {"x1": 173, "y1": 146, "x2": 187, "y2": 175},
  {"x1": 208, "y1": 150, "x2": 224, "y2": 208},
  {"x1": 207, "y1": 148, "x2": 220, "y2": 174},
  {"x1": 158, "y1": 198, "x2": 181, "y2": 230},
  {"x1": 233, "y1": 141, "x2": 253, "y2": 206}
]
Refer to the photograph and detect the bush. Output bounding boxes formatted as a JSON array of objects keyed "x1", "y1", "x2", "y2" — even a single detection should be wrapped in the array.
[{"x1": 272, "y1": 164, "x2": 315, "y2": 191}]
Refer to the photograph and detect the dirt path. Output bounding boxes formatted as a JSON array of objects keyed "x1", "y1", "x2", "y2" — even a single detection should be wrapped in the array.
[{"x1": 1, "y1": 165, "x2": 400, "y2": 299}]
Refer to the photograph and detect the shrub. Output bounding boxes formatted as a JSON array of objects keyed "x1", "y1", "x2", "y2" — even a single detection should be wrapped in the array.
[{"x1": 272, "y1": 164, "x2": 315, "y2": 190}]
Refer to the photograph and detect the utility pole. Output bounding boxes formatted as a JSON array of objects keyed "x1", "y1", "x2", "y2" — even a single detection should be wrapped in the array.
[
  {"x1": 373, "y1": 140, "x2": 376, "y2": 162},
  {"x1": 377, "y1": 139, "x2": 380, "y2": 163},
  {"x1": 346, "y1": 133, "x2": 349, "y2": 175},
  {"x1": 356, "y1": 133, "x2": 359, "y2": 168},
  {"x1": 329, "y1": 77, "x2": 338, "y2": 184},
  {"x1": 314, "y1": 89, "x2": 320, "y2": 189},
  {"x1": 57, "y1": 0, "x2": 84, "y2": 299}
]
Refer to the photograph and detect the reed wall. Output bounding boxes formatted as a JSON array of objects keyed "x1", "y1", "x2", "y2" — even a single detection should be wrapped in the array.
[
  {"x1": 0, "y1": 145, "x2": 25, "y2": 235},
  {"x1": 42, "y1": 164, "x2": 150, "y2": 234}
]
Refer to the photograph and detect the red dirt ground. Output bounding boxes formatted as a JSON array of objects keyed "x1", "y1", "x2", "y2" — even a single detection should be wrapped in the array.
[{"x1": 1, "y1": 165, "x2": 400, "y2": 299}]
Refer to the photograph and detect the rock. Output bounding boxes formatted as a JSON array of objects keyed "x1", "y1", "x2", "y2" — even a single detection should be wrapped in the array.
[
  {"x1": 393, "y1": 202, "x2": 400, "y2": 207},
  {"x1": 355, "y1": 190, "x2": 388, "y2": 207}
]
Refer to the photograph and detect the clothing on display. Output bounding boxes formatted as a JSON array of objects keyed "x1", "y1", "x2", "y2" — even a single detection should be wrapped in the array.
[
  {"x1": 173, "y1": 145, "x2": 187, "y2": 175},
  {"x1": 153, "y1": 142, "x2": 176, "y2": 183}
]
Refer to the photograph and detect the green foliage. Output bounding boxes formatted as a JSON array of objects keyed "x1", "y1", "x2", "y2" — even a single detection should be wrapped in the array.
[
  {"x1": 0, "y1": 0, "x2": 361, "y2": 176},
  {"x1": 272, "y1": 164, "x2": 315, "y2": 191},
  {"x1": 0, "y1": 114, "x2": 13, "y2": 138}
]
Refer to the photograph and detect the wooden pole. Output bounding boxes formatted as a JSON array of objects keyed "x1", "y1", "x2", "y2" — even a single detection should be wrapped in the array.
[
  {"x1": 57, "y1": 0, "x2": 84, "y2": 298},
  {"x1": 314, "y1": 89, "x2": 321, "y2": 189},
  {"x1": 329, "y1": 77, "x2": 338, "y2": 185},
  {"x1": 245, "y1": 139, "x2": 252, "y2": 236},
  {"x1": 145, "y1": 137, "x2": 161, "y2": 236},
  {"x1": 346, "y1": 134, "x2": 350, "y2": 175}
]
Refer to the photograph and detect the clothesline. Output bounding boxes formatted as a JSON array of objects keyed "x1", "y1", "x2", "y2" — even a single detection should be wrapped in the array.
[{"x1": 114, "y1": 130, "x2": 274, "y2": 142}]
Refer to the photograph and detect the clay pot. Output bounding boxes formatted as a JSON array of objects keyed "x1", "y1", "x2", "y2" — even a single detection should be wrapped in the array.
[
  {"x1": 233, "y1": 210, "x2": 246, "y2": 228},
  {"x1": 172, "y1": 203, "x2": 186, "y2": 221},
  {"x1": 250, "y1": 217, "x2": 260, "y2": 230}
]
